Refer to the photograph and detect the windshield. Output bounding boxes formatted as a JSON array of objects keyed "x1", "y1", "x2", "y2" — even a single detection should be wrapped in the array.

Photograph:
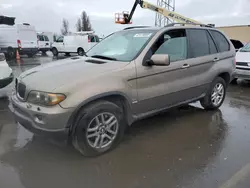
[
  {"x1": 86, "y1": 30, "x2": 156, "y2": 61},
  {"x1": 240, "y1": 42, "x2": 250, "y2": 52}
]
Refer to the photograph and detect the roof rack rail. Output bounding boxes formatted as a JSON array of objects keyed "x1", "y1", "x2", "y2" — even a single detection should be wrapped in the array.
[
  {"x1": 165, "y1": 23, "x2": 214, "y2": 28},
  {"x1": 123, "y1": 26, "x2": 150, "y2": 30}
]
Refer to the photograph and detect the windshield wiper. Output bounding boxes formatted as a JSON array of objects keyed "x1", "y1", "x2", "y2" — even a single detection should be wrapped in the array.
[{"x1": 91, "y1": 55, "x2": 117, "y2": 61}]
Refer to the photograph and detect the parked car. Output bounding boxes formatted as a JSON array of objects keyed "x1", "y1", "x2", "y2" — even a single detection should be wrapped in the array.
[
  {"x1": 0, "y1": 52, "x2": 13, "y2": 98},
  {"x1": 51, "y1": 32, "x2": 99, "y2": 56},
  {"x1": 37, "y1": 34, "x2": 51, "y2": 54},
  {"x1": 230, "y1": 39, "x2": 244, "y2": 52},
  {"x1": 0, "y1": 23, "x2": 38, "y2": 59},
  {"x1": 232, "y1": 42, "x2": 250, "y2": 83},
  {"x1": 9, "y1": 25, "x2": 235, "y2": 156}
]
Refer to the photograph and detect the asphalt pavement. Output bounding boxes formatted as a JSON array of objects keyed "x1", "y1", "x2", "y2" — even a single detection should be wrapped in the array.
[{"x1": 1, "y1": 54, "x2": 250, "y2": 188}]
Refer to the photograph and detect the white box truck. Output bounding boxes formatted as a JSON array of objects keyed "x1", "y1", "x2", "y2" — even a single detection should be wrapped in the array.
[{"x1": 0, "y1": 23, "x2": 38, "y2": 59}]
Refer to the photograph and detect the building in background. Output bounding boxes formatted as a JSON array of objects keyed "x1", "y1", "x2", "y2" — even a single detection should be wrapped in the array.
[{"x1": 217, "y1": 25, "x2": 250, "y2": 44}]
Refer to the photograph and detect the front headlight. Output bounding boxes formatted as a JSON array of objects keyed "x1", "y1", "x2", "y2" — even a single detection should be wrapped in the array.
[{"x1": 27, "y1": 91, "x2": 66, "y2": 106}]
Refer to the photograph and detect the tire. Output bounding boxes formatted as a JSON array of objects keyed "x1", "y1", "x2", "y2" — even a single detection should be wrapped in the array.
[
  {"x1": 72, "y1": 100, "x2": 126, "y2": 157},
  {"x1": 200, "y1": 77, "x2": 226, "y2": 110},
  {"x1": 52, "y1": 48, "x2": 58, "y2": 56},
  {"x1": 230, "y1": 78, "x2": 238, "y2": 84},
  {"x1": 77, "y1": 48, "x2": 84, "y2": 56},
  {"x1": 6, "y1": 47, "x2": 15, "y2": 60},
  {"x1": 27, "y1": 53, "x2": 35, "y2": 58},
  {"x1": 41, "y1": 50, "x2": 47, "y2": 55}
]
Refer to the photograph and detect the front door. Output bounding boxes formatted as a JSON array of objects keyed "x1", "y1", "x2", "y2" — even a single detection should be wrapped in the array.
[
  {"x1": 55, "y1": 36, "x2": 64, "y2": 52},
  {"x1": 135, "y1": 29, "x2": 194, "y2": 114}
]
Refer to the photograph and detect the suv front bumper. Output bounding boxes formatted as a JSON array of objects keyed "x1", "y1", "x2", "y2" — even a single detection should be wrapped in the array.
[{"x1": 9, "y1": 94, "x2": 74, "y2": 138}]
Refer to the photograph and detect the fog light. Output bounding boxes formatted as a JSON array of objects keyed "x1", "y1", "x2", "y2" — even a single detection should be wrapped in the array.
[{"x1": 34, "y1": 115, "x2": 45, "y2": 124}]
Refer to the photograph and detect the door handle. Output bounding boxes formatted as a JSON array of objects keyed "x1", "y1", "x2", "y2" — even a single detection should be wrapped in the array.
[
  {"x1": 182, "y1": 64, "x2": 190, "y2": 69},
  {"x1": 213, "y1": 57, "x2": 220, "y2": 62}
]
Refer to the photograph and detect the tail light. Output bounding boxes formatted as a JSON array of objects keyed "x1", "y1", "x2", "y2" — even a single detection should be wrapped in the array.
[
  {"x1": 88, "y1": 38, "x2": 90, "y2": 43},
  {"x1": 17, "y1": 40, "x2": 22, "y2": 49}
]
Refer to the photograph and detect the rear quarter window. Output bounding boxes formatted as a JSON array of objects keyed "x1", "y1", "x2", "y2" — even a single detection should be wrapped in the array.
[{"x1": 210, "y1": 30, "x2": 230, "y2": 52}]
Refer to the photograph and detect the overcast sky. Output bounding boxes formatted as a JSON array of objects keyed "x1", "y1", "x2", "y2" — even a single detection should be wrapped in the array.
[{"x1": 1, "y1": 0, "x2": 250, "y2": 36}]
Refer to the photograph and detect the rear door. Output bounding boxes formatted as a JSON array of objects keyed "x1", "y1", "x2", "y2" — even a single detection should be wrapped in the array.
[
  {"x1": 18, "y1": 25, "x2": 38, "y2": 49},
  {"x1": 185, "y1": 28, "x2": 219, "y2": 97}
]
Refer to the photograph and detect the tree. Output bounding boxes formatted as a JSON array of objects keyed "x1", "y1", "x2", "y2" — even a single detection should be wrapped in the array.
[
  {"x1": 61, "y1": 18, "x2": 69, "y2": 35},
  {"x1": 80, "y1": 11, "x2": 92, "y2": 31},
  {"x1": 76, "y1": 18, "x2": 82, "y2": 32}
]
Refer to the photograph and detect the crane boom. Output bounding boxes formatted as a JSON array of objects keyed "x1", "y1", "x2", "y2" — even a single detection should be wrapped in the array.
[{"x1": 121, "y1": 0, "x2": 201, "y2": 25}]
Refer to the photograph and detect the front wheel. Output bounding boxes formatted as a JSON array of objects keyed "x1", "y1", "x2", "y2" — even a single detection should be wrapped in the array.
[
  {"x1": 52, "y1": 48, "x2": 58, "y2": 56},
  {"x1": 200, "y1": 77, "x2": 226, "y2": 110},
  {"x1": 6, "y1": 47, "x2": 15, "y2": 60},
  {"x1": 72, "y1": 101, "x2": 126, "y2": 157}
]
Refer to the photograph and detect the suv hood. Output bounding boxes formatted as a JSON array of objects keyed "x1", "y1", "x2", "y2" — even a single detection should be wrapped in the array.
[{"x1": 19, "y1": 57, "x2": 128, "y2": 91}]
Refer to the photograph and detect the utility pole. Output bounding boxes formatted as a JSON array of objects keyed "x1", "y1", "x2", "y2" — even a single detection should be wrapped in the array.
[{"x1": 155, "y1": 0, "x2": 175, "y2": 26}]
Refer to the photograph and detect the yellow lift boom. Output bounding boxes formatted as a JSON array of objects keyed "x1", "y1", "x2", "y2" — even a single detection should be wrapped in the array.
[{"x1": 115, "y1": 0, "x2": 202, "y2": 25}]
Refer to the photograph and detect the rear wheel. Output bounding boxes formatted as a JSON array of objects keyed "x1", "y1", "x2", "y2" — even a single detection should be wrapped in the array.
[
  {"x1": 72, "y1": 101, "x2": 126, "y2": 157},
  {"x1": 27, "y1": 53, "x2": 35, "y2": 58},
  {"x1": 52, "y1": 48, "x2": 58, "y2": 56},
  {"x1": 77, "y1": 48, "x2": 84, "y2": 56},
  {"x1": 6, "y1": 47, "x2": 15, "y2": 60},
  {"x1": 200, "y1": 77, "x2": 226, "y2": 110}
]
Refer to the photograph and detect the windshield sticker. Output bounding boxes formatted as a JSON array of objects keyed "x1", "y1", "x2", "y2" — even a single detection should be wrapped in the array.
[{"x1": 134, "y1": 33, "x2": 152, "y2": 38}]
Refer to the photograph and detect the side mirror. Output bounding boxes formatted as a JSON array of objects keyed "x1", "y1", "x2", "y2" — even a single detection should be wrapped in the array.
[{"x1": 147, "y1": 54, "x2": 170, "y2": 66}]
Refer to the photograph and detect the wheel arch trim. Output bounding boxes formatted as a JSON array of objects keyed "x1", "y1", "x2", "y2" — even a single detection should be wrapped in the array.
[{"x1": 66, "y1": 91, "x2": 133, "y2": 133}]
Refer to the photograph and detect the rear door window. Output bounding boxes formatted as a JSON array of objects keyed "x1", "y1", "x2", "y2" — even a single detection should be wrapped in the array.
[
  {"x1": 210, "y1": 30, "x2": 230, "y2": 52},
  {"x1": 187, "y1": 29, "x2": 209, "y2": 58}
]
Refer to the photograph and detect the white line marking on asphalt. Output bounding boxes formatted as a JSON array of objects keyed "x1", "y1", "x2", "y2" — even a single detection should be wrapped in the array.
[{"x1": 219, "y1": 163, "x2": 250, "y2": 188}]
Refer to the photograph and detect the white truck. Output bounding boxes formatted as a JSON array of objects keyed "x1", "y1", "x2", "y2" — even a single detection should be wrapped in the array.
[
  {"x1": 51, "y1": 31, "x2": 99, "y2": 56},
  {"x1": 0, "y1": 23, "x2": 38, "y2": 59}
]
